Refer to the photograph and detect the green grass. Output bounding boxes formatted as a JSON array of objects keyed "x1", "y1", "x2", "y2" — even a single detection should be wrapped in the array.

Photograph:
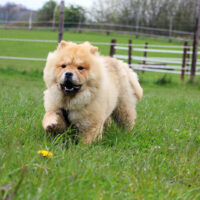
[{"x1": 0, "y1": 29, "x2": 200, "y2": 200}]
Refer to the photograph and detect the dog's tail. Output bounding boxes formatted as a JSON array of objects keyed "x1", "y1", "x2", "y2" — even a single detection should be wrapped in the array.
[{"x1": 127, "y1": 68, "x2": 143, "y2": 100}]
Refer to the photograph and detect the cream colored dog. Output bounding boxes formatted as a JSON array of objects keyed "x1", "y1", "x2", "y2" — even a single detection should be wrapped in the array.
[{"x1": 42, "y1": 41, "x2": 143, "y2": 144}]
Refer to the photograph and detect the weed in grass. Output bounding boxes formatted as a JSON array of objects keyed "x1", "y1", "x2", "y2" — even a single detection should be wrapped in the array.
[{"x1": 155, "y1": 74, "x2": 172, "y2": 85}]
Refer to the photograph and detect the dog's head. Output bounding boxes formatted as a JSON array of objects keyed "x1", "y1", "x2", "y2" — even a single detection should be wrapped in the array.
[{"x1": 44, "y1": 41, "x2": 101, "y2": 95}]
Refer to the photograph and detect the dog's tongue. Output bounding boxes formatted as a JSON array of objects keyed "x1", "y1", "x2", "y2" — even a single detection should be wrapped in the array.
[
  {"x1": 65, "y1": 81, "x2": 74, "y2": 89},
  {"x1": 61, "y1": 82, "x2": 81, "y2": 94}
]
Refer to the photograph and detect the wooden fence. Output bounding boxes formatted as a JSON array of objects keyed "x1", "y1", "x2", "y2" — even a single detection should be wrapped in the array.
[{"x1": 109, "y1": 39, "x2": 200, "y2": 80}]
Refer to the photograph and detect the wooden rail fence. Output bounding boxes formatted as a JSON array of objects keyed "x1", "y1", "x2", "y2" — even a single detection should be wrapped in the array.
[{"x1": 109, "y1": 39, "x2": 200, "y2": 80}]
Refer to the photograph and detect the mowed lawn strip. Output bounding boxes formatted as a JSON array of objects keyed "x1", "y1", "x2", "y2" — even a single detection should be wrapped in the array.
[{"x1": 0, "y1": 29, "x2": 189, "y2": 58}]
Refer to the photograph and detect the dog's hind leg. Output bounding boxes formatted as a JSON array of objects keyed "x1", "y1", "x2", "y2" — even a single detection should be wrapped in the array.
[
  {"x1": 104, "y1": 117, "x2": 111, "y2": 129},
  {"x1": 42, "y1": 110, "x2": 67, "y2": 133},
  {"x1": 112, "y1": 95, "x2": 137, "y2": 131},
  {"x1": 80, "y1": 121, "x2": 104, "y2": 144}
]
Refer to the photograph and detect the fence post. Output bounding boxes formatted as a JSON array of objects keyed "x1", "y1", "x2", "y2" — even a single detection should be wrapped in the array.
[
  {"x1": 186, "y1": 47, "x2": 190, "y2": 72},
  {"x1": 52, "y1": 5, "x2": 58, "y2": 31},
  {"x1": 128, "y1": 40, "x2": 132, "y2": 67},
  {"x1": 135, "y1": 19, "x2": 139, "y2": 38},
  {"x1": 77, "y1": 14, "x2": 82, "y2": 33},
  {"x1": 190, "y1": 0, "x2": 200, "y2": 82},
  {"x1": 142, "y1": 42, "x2": 148, "y2": 73},
  {"x1": 28, "y1": 11, "x2": 32, "y2": 30},
  {"x1": 181, "y1": 41, "x2": 188, "y2": 81},
  {"x1": 110, "y1": 39, "x2": 116, "y2": 57},
  {"x1": 168, "y1": 16, "x2": 173, "y2": 42},
  {"x1": 58, "y1": 0, "x2": 65, "y2": 43},
  {"x1": 4, "y1": 11, "x2": 8, "y2": 29}
]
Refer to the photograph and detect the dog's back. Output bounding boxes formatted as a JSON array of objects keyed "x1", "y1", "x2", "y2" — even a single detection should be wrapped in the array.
[{"x1": 103, "y1": 56, "x2": 143, "y2": 100}]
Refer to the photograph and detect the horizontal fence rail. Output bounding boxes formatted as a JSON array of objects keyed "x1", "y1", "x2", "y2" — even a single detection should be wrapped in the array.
[
  {"x1": 114, "y1": 55, "x2": 200, "y2": 65},
  {"x1": 0, "y1": 56, "x2": 46, "y2": 61},
  {"x1": 130, "y1": 65, "x2": 200, "y2": 75},
  {"x1": 115, "y1": 46, "x2": 199, "y2": 55},
  {"x1": 0, "y1": 20, "x2": 193, "y2": 35},
  {"x1": 0, "y1": 20, "x2": 194, "y2": 41},
  {"x1": 131, "y1": 64, "x2": 200, "y2": 70},
  {"x1": 0, "y1": 55, "x2": 199, "y2": 70},
  {"x1": 1, "y1": 55, "x2": 199, "y2": 75},
  {"x1": 0, "y1": 37, "x2": 198, "y2": 49}
]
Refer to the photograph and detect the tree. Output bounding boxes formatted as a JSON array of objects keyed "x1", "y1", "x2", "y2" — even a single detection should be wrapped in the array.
[
  {"x1": 173, "y1": 0, "x2": 197, "y2": 32},
  {"x1": 38, "y1": 1, "x2": 86, "y2": 27},
  {"x1": 64, "y1": 5, "x2": 86, "y2": 27},
  {"x1": 89, "y1": 0, "x2": 199, "y2": 33},
  {"x1": 0, "y1": 3, "x2": 31, "y2": 23},
  {"x1": 38, "y1": 0, "x2": 57, "y2": 22}
]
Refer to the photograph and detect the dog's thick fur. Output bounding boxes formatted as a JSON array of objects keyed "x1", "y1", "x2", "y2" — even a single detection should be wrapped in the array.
[{"x1": 42, "y1": 41, "x2": 143, "y2": 144}]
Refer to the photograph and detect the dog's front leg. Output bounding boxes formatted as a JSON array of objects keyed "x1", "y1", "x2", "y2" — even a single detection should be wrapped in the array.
[{"x1": 42, "y1": 110, "x2": 67, "y2": 133}]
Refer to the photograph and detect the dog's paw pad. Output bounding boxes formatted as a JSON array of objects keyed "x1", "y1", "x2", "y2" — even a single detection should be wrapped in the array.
[{"x1": 46, "y1": 124, "x2": 57, "y2": 132}]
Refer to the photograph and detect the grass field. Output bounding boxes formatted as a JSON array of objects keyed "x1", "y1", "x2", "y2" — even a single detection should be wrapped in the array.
[{"x1": 0, "y1": 29, "x2": 200, "y2": 200}]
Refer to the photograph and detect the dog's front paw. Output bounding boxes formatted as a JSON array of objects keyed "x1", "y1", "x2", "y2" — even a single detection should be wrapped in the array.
[
  {"x1": 45, "y1": 123, "x2": 57, "y2": 132},
  {"x1": 44, "y1": 122, "x2": 66, "y2": 133},
  {"x1": 42, "y1": 111, "x2": 67, "y2": 133}
]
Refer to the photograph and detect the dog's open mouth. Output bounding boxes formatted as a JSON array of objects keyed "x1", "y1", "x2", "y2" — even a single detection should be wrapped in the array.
[{"x1": 61, "y1": 81, "x2": 81, "y2": 94}]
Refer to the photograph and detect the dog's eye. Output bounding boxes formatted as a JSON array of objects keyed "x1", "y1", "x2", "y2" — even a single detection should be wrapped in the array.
[
  {"x1": 61, "y1": 64, "x2": 66, "y2": 68},
  {"x1": 78, "y1": 66, "x2": 84, "y2": 70}
]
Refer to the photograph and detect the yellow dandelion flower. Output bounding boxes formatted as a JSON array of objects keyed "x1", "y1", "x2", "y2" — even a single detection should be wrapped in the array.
[{"x1": 37, "y1": 150, "x2": 53, "y2": 158}]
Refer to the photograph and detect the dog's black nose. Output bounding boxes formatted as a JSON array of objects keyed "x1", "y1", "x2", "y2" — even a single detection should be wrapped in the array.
[
  {"x1": 65, "y1": 72, "x2": 73, "y2": 78},
  {"x1": 64, "y1": 72, "x2": 73, "y2": 82}
]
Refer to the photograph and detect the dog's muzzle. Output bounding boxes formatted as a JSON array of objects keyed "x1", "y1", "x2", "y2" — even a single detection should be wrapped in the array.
[{"x1": 60, "y1": 72, "x2": 81, "y2": 95}]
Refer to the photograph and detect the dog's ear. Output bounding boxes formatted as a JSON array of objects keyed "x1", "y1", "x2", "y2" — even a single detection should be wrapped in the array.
[
  {"x1": 57, "y1": 40, "x2": 71, "y2": 50},
  {"x1": 83, "y1": 42, "x2": 98, "y2": 54},
  {"x1": 90, "y1": 46, "x2": 98, "y2": 54}
]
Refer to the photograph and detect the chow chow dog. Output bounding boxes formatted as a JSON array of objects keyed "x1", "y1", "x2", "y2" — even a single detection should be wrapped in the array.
[{"x1": 42, "y1": 41, "x2": 143, "y2": 144}]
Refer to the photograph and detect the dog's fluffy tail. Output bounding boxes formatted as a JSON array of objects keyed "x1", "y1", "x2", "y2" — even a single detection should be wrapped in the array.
[{"x1": 127, "y1": 68, "x2": 143, "y2": 100}]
